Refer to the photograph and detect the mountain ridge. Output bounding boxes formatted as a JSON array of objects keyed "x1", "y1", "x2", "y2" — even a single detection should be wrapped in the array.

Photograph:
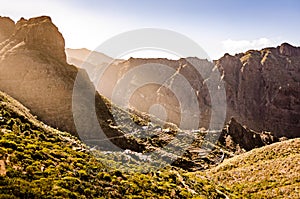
[
  {"x1": 0, "y1": 15, "x2": 299, "y2": 198},
  {"x1": 67, "y1": 43, "x2": 300, "y2": 138}
]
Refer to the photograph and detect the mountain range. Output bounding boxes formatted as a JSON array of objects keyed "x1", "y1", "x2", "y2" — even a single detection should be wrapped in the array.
[
  {"x1": 0, "y1": 15, "x2": 299, "y2": 198},
  {"x1": 67, "y1": 45, "x2": 300, "y2": 138}
]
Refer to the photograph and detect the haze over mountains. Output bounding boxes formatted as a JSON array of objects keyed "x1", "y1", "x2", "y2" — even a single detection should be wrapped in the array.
[
  {"x1": 0, "y1": 15, "x2": 298, "y2": 149},
  {"x1": 67, "y1": 45, "x2": 300, "y2": 138},
  {"x1": 0, "y1": 16, "x2": 143, "y2": 151},
  {"x1": 0, "y1": 14, "x2": 300, "y2": 198}
]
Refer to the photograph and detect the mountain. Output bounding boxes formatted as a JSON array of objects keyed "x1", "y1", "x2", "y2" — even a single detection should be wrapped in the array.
[
  {"x1": 0, "y1": 16, "x2": 142, "y2": 151},
  {"x1": 89, "y1": 57, "x2": 215, "y2": 130},
  {"x1": 69, "y1": 45, "x2": 300, "y2": 138},
  {"x1": 0, "y1": 16, "x2": 74, "y2": 133},
  {"x1": 216, "y1": 43, "x2": 300, "y2": 138},
  {"x1": 0, "y1": 17, "x2": 15, "y2": 43},
  {"x1": 0, "y1": 15, "x2": 298, "y2": 198},
  {"x1": 218, "y1": 118, "x2": 279, "y2": 154},
  {"x1": 66, "y1": 48, "x2": 114, "y2": 67},
  {"x1": 66, "y1": 48, "x2": 122, "y2": 84},
  {"x1": 0, "y1": 15, "x2": 279, "y2": 166}
]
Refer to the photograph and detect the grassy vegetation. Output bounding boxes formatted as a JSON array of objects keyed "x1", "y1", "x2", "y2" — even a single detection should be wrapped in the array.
[
  {"x1": 203, "y1": 138, "x2": 300, "y2": 198},
  {"x1": 0, "y1": 91, "x2": 231, "y2": 198},
  {"x1": 1, "y1": 90, "x2": 299, "y2": 198}
]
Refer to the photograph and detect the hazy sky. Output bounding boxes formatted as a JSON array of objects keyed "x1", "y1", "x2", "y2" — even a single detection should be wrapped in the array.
[{"x1": 1, "y1": 0, "x2": 300, "y2": 59}]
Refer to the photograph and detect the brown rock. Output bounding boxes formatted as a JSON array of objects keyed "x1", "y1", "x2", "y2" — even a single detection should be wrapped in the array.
[
  {"x1": 0, "y1": 16, "x2": 142, "y2": 151},
  {"x1": 217, "y1": 44, "x2": 300, "y2": 138},
  {"x1": 0, "y1": 16, "x2": 15, "y2": 43},
  {"x1": 93, "y1": 57, "x2": 213, "y2": 130},
  {"x1": 219, "y1": 118, "x2": 279, "y2": 153},
  {"x1": 14, "y1": 16, "x2": 66, "y2": 62},
  {"x1": 80, "y1": 44, "x2": 300, "y2": 138},
  {"x1": 278, "y1": 42, "x2": 300, "y2": 56},
  {"x1": 0, "y1": 16, "x2": 77, "y2": 134}
]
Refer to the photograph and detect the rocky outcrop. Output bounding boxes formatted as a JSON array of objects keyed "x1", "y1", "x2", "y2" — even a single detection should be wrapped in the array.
[
  {"x1": 217, "y1": 43, "x2": 300, "y2": 138},
  {"x1": 0, "y1": 17, "x2": 15, "y2": 43},
  {"x1": 0, "y1": 16, "x2": 76, "y2": 135},
  {"x1": 279, "y1": 42, "x2": 300, "y2": 56},
  {"x1": 219, "y1": 118, "x2": 279, "y2": 153},
  {"x1": 1, "y1": 16, "x2": 65, "y2": 62},
  {"x1": 0, "y1": 16, "x2": 142, "y2": 151}
]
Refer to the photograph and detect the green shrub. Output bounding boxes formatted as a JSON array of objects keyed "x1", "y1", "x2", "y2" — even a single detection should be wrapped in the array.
[{"x1": 0, "y1": 140, "x2": 18, "y2": 150}]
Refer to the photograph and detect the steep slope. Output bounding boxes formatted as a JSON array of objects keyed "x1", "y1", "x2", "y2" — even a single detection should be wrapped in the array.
[
  {"x1": 0, "y1": 16, "x2": 142, "y2": 151},
  {"x1": 72, "y1": 45, "x2": 300, "y2": 138},
  {"x1": 218, "y1": 118, "x2": 279, "y2": 154},
  {"x1": 0, "y1": 16, "x2": 257, "y2": 169},
  {"x1": 0, "y1": 16, "x2": 262, "y2": 170},
  {"x1": 94, "y1": 57, "x2": 214, "y2": 129},
  {"x1": 0, "y1": 17, "x2": 15, "y2": 43},
  {"x1": 216, "y1": 43, "x2": 300, "y2": 138},
  {"x1": 0, "y1": 90, "x2": 231, "y2": 198},
  {"x1": 203, "y1": 138, "x2": 300, "y2": 198},
  {"x1": 0, "y1": 16, "x2": 76, "y2": 134}
]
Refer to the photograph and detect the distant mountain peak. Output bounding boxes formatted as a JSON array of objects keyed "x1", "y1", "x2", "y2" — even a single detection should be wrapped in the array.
[{"x1": 278, "y1": 42, "x2": 300, "y2": 56}]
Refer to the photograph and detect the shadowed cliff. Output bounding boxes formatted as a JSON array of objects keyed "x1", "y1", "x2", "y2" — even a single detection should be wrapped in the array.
[{"x1": 0, "y1": 16, "x2": 142, "y2": 151}]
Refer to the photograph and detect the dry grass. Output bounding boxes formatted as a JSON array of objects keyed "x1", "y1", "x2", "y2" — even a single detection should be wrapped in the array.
[{"x1": 202, "y1": 139, "x2": 300, "y2": 198}]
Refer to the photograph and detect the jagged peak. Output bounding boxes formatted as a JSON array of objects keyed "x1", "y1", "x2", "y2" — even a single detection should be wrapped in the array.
[
  {"x1": 218, "y1": 43, "x2": 300, "y2": 62},
  {"x1": 123, "y1": 57, "x2": 211, "y2": 65},
  {"x1": 0, "y1": 16, "x2": 15, "y2": 43},
  {"x1": 0, "y1": 16, "x2": 15, "y2": 23},
  {"x1": 277, "y1": 42, "x2": 300, "y2": 56},
  {"x1": 2, "y1": 16, "x2": 66, "y2": 62},
  {"x1": 279, "y1": 42, "x2": 295, "y2": 49}
]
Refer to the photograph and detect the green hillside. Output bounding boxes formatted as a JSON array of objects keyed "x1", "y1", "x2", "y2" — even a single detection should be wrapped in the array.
[
  {"x1": 1, "y1": 90, "x2": 299, "y2": 198},
  {"x1": 0, "y1": 91, "x2": 230, "y2": 198}
]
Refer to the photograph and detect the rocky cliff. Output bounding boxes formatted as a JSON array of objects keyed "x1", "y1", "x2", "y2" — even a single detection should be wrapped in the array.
[
  {"x1": 93, "y1": 58, "x2": 213, "y2": 130},
  {"x1": 0, "y1": 16, "x2": 75, "y2": 133},
  {"x1": 85, "y1": 45, "x2": 299, "y2": 138},
  {"x1": 0, "y1": 17, "x2": 15, "y2": 43},
  {"x1": 0, "y1": 16, "x2": 142, "y2": 151},
  {"x1": 219, "y1": 118, "x2": 279, "y2": 153},
  {"x1": 217, "y1": 43, "x2": 300, "y2": 138}
]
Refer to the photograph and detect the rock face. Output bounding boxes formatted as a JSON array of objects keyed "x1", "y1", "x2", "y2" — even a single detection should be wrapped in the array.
[
  {"x1": 1, "y1": 16, "x2": 66, "y2": 62},
  {"x1": 219, "y1": 118, "x2": 279, "y2": 153},
  {"x1": 0, "y1": 16, "x2": 142, "y2": 151},
  {"x1": 0, "y1": 16, "x2": 77, "y2": 134},
  {"x1": 0, "y1": 17, "x2": 15, "y2": 43},
  {"x1": 94, "y1": 57, "x2": 214, "y2": 130},
  {"x1": 216, "y1": 44, "x2": 300, "y2": 138},
  {"x1": 79, "y1": 45, "x2": 300, "y2": 138},
  {"x1": 1, "y1": 15, "x2": 298, "y2": 146}
]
